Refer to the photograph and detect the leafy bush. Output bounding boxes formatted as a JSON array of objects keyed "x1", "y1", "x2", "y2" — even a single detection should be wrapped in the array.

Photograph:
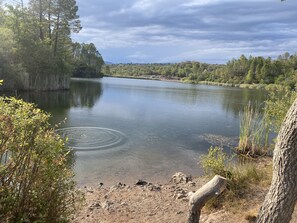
[
  {"x1": 200, "y1": 146, "x2": 233, "y2": 177},
  {"x1": 264, "y1": 88, "x2": 297, "y2": 133},
  {"x1": 0, "y1": 97, "x2": 80, "y2": 222}
]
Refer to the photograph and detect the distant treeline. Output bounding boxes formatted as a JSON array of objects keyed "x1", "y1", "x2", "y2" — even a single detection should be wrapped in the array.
[
  {"x1": 0, "y1": 1, "x2": 104, "y2": 91},
  {"x1": 104, "y1": 53, "x2": 297, "y2": 89}
]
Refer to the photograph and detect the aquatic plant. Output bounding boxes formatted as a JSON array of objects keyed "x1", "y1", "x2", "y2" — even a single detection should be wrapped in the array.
[{"x1": 237, "y1": 103, "x2": 269, "y2": 157}]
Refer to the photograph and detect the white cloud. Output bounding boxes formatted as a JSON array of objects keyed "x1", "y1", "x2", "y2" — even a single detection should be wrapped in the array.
[
  {"x1": 131, "y1": 0, "x2": 154, "y2": 11},
  {"x1": 127, "y1": 51, "x2": 152, "y2": 63},
  {"x1": 182, "y1": 0, "x2": 221, "y2": 7},
  {"x1": 74, "y1": 0, "x2": 297, "y2": 63}
]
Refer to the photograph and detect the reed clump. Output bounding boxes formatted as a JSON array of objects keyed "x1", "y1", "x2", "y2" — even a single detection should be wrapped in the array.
[{"x1": 237, "y1": 103, "x2": 269, "y2": 157}]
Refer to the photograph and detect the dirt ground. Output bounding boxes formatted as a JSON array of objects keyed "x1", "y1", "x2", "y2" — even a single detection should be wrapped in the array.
[{"x1": 71, "y1": 171, "x2": 297, "y2": 223}]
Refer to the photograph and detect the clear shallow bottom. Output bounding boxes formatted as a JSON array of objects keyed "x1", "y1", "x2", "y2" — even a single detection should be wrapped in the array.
[
  {"x1": 74, "y1": 143, "x2": 201, "y2": 187},
  {"x1": 72, "y1": 130, "x2": 239, "y2": 186},
  {"x1": 13, "y1": 77, "x2": 267, "y2": 186}
]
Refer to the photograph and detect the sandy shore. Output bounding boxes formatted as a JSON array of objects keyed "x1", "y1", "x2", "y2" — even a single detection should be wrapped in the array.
[{"x1": 71, "y1": 172, "x2": 283, "y2": 223}]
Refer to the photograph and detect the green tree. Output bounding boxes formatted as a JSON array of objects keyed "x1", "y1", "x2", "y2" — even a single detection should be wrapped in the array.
[
  {"x1": 244, "y1": 58, "x2": 256, "y2": 83},
  {"x1": 239, "y1": 54, "x2": 249, "y2": 77},
  {"x1": 255, "y1": 64, "x2": 262, "y2": 82},
  {"x1": 72, "y1": 42, "x2": 104, "y2": 78},
  {"x1": 29, "y1": 0, "x2": 82, "y2": 54},
  {"x1": 51, "y1": 0, "x2": 81, "y2": 56},
  {"x1": 260, "y1": 62, "x2": 269, "y2": 83},
  {"x1": 1, "y1": 0, "x2": 82, "y2": 90},
  {"x1": 264, "y1": 88, "x2": 297, "y2": 133},
  {"x1": 245, "y1": 69, "x2": 254, "y2": 84},
  {"x1": 0, "y1": 12, "x2": 28, "y2": 90}
]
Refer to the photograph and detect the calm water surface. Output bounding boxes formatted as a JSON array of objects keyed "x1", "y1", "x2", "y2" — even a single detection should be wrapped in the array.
[{"x1": 17, "y1": 77, "x2": 267, "y2": 186}]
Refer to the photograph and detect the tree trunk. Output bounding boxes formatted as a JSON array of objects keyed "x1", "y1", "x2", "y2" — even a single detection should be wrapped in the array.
[
  {"x1": 188, "y1": 175, "x2": 227, "y2": 223},
  {"x1": 38, "y1": 0, "x2": 44, "y2": 40},
  {"x1": 53, "y1": 11, "x2": 60, "y2": 56},
  {"x1": 257, "y1": 98, "x2": 297, "y2": 223},
  {"x1": 21, "y1": 0, "x2": 24, "y2": 11},
  {"x1": 48, "y1": 0, "x2": 52, "y2": 40}
]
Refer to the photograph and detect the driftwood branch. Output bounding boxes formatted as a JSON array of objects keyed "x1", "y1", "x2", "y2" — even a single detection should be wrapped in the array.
[{"x1": 188, "y1": 175, "x2": 227, "y2": 223}]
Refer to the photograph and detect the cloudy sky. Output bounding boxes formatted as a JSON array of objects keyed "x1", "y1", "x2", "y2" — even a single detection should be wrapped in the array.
[{"x1": 61, "y1": 1, "x2": 297, "y2": 63}]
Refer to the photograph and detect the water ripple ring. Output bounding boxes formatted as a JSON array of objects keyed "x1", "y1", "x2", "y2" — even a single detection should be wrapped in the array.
[{"x1": 56, "y1": 127, "x2": 126, "y2": 151}]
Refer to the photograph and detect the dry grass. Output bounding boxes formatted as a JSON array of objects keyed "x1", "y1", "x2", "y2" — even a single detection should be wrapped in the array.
[{"x1": 204, "y1": 157, "x2": 273, "y2": 221}]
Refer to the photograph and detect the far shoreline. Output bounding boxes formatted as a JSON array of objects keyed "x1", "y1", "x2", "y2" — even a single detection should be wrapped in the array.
[
  {"x1": 103, "y1": 74, "x2": 181, "y2": 83},
  {"x1": 103, "y1": 75, "x2": 286, "y2": 90}
]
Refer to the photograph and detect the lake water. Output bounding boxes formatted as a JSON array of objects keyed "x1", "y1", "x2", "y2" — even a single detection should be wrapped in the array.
[{"x1": 16, "y1": 77, "x2": 267, "y2": 186}]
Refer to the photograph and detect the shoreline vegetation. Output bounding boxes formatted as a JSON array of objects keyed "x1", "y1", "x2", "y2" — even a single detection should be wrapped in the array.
[
  {"x1": 103, "y1": 53, "x2": 297, "y2": 91},
  {"x1": 104, "y1": 74, "x2": 289, "y2": 91}
]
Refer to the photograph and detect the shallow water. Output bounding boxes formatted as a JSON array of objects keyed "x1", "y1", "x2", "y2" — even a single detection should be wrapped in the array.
[{"x1": 16, "y1": 77, "x2": 267, "y2": 186}]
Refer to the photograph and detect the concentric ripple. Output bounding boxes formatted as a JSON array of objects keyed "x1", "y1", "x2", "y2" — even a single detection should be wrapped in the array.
[{"x1": 56, "y1": 127, "x2": 126, "y2": 151}]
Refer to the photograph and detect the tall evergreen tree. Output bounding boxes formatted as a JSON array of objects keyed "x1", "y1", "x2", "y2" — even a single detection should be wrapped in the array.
[
  {"x1": 72, "y1": 42, "x2": 104, "y2": 78},
  {"x1": 1, "y1": 0, "x2": 82, "y2": 90}
]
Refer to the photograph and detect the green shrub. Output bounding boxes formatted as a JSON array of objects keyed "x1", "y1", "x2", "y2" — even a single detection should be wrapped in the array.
[
  {"x1": 264, "y1": 89, "x2": 297, "y2": 133},
  {"x1": 0, "y1": 97, "x2": 80, "y2": 222},
  {"x1": 200, "y1": 146, "x2": 233, "y2": 178}
]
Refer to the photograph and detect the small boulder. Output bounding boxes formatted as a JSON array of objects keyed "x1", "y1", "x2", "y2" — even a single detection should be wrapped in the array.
[
  {"x1": 188, "y1": 181, "x2": 196, "y2": 187},
  {"x1": 170, "y1": 172, "x2": 192, "y2": 184},
  {"x1": 110, "y1": 182, "x2": 126, "y2": 192},
  {"x1": 148, "y1": 184, "x2": 161, "y2": 191},
  {"x1": 102, "y1": 201, "x2": 114, "y2": 211},
  {"x1": 135, "y1": 179, "x2": 148, "y2": 186}
]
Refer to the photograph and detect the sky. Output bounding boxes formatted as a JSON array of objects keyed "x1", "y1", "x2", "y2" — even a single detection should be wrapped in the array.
[
  {"x1": 6, "y1": 0, "x2": 297, "y2": 64},
  {"x1": 72, "y1": 0, "x2": 297, "y2": 64}
]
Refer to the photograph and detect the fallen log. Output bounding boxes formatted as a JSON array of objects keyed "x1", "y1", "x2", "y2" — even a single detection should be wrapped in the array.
[{"x1": 188, "y1": 175, "x2": 227, "y2": 223}]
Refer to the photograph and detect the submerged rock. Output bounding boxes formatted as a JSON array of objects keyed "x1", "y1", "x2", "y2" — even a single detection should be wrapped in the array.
[{"x1": 198, "y1": 133, "x2": 238, "y2": 147}]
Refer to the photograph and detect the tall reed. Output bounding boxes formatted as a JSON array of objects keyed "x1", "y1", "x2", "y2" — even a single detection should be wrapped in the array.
[{"x1": 238, "y1": 103, "x2": 269, "y2": 157}]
